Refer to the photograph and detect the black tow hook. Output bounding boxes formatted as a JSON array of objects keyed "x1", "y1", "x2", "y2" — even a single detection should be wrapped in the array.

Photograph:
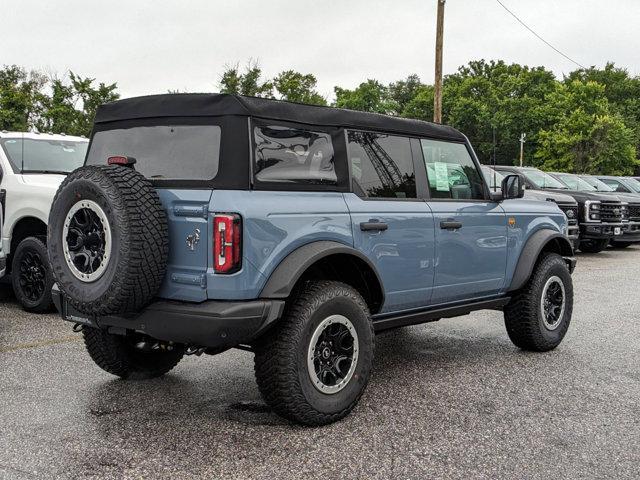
[
  {"x1": 185, "y1": 346, "x2": 206, "y2": 356},
  {"x1": 72, "y1": 323, "x2": 84, "y2": 333}
]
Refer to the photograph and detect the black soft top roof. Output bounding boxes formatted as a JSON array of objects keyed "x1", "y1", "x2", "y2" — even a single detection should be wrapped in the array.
[{"x1": 94, "y1": 93, "x2": 466, "y2": 141}]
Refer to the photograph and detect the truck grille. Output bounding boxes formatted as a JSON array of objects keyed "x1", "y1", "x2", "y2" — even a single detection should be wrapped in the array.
[
  {"x1": 600, "y1": 201, "x2": 627, "y2": 223},
  {"x1": 628, "y1": 204, "x2": 640, "y2": 222},
  {"x1": 558, "y1": 204, "x2": 578, "y2": 226}
]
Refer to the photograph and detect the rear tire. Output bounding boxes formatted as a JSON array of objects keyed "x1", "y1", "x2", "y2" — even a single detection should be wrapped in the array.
[
  {"x1": 83, "y1": 327, "x2": 184, "y2": 380},
  {"x1": 578, "y1": 239, "x2": 609, "y2": 253},
  {"x1": 254, "y1": 281, "x2": 374, "y2": 426},
  {"x1": 11, "y1": 237, "x2": 54, "y2": 313},
  {"x1": 504, "y1": 253, "x2": 573, "y2": 352}
]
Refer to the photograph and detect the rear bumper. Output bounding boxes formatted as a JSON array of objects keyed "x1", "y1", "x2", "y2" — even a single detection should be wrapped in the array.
[{"x1": 52, "y1": 285, "x2": 285, "y2": 349}]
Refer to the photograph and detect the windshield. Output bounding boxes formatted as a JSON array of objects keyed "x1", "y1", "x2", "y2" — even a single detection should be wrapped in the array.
[
  {"x1": 579, "y1": 175, "x2": 615, "y2": 192},
  {"x1": 623, "y1": 177, "x2": 640, "y2": 193},
  {"x1": 554, "y1": 173, "x2": 597, "y2": 191},
  {"x1": 523, "y1": 169, "x2": 568, "y2": 189},
  {"x1": 1, "y1": 138, "x2": 88, "y2": 174},
  {"x1": 481, "y1": 166, "x2": 505, "y2": 189}
]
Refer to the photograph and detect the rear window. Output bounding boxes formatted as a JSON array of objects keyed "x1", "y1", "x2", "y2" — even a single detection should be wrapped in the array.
[{"x1": 86, "y1": 125, "x2": 221, "y2": 180}]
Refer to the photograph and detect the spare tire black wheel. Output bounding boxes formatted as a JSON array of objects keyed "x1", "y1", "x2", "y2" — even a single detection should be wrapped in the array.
[{"x1": 48, "y1": 165, "x2": 169, "y2": 316}]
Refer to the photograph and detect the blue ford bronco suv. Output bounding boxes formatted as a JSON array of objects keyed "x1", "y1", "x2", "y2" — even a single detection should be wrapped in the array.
[{"x1": 48, "y1": 94, "x2": 576, "y2": 426}]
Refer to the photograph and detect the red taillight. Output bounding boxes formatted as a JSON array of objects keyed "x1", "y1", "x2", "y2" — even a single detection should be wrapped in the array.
[{"x1": 213, "y1": 213, "x2": 242, "y2": 273}]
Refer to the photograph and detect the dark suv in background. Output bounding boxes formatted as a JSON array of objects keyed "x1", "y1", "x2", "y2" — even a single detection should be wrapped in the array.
[
  {"x1": 551, "y1": 173, "x2": 640, "y2": 248},
  {"x1": 493, "y1": 166, "x2": 628, "y2": 253}
]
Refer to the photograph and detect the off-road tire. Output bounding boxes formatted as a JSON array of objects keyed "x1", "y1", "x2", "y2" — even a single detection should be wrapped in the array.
[
  {"x1": 11, "y1": 237, "x2": 55, "y2": 313},
  {"x1": 83, "y1": 327, "x2": 184, "y2": 380},
  {"x1": 48, "y1": 165, "x2": 168, "y2": 316},
  {"x1": 578, "y1": 239, "x2": 609, "y2": 253},
  {"x1": 254, "y1": 281, "x2": 375, "y2": 426},
  {"x1": 504, "y1": 253, "x2": 573, "y2": 352},
  {"x1": 610, "y1": 241, "x2": 631, "y2": 249}
]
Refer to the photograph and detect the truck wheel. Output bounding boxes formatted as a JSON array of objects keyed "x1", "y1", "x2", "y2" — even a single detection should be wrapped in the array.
[
  {"x1": 48, "y1": 165, "x2": 168, "y2": 316},
  {"x1": 578, "y1": 239, "x2": 609, "y2": 253},
  {"x1": 254, "y1": 281, "x2": 374, "y2": 426},
  {"x1": 83, "y1": 327, "x2": 184, "y2": 380},
  {"x1": 11, "y1": 237, "x2": 54, "y2": 313},
  {"x1": 504, "y1": 253, "x2": 573, "y2": 352}
]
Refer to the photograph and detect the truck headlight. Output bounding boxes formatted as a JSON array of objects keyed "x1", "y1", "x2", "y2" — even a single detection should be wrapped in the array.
[{"x1": 585, "y1": 200, "x2": 601, "y2": 222}]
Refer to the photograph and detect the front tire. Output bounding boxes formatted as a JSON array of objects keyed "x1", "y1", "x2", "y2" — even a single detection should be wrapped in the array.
[
  {"x1": 579, "y1": 239, "x2": 609, "y2": 253},
  {"x1": 83, "y1": 328, "x2": 184, "y2": 380},
  {"x1": 254, "y1": 281, "x2": 374, "y2": 426},
  {"x1": 504, "y1": 253, "x2": 573, "y2": 352},
  {"x1": 11, "y1": 237, "x2": 54, "y2": 313}
]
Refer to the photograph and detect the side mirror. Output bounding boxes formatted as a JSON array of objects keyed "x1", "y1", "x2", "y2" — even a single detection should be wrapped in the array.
[{"x1": 501, "y1": 174, "x2": 525, "y2": 200}]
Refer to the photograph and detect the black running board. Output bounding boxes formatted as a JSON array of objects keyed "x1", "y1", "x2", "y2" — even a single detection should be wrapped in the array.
[{"x1": 372, "y1": 297, "x2": 511, "y2": 332}]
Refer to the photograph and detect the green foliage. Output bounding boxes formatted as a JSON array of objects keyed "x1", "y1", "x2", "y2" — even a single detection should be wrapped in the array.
[
  {"x1": 334, "y1": 80, "x2": 394, "y2": 114},
  {"x1": 272, "y1": 70, "x2": 326, "y2": 105},
  {"x1": 534, "y1": 81, "x2": 637, "y2": 174},
  {"x1": 0, "y1": 65, "x2": 118, "y2": 136},
  {"x1": 37, "y1": 73, "x2": 119, "y2": 136},
  {"x1": 219, "y1": 61, "x2": 274, "y2": 98},
  {"x1": 0, "y1": 65, "x2": 48, "y2": 131},
  {"x1": 442, "y1": 60, "x2": 557, "y2": 165}
]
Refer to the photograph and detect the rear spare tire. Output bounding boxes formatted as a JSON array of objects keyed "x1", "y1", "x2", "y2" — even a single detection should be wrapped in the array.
[{"x1": 48, "y1": 165, "x2": 168, "y2": 316}]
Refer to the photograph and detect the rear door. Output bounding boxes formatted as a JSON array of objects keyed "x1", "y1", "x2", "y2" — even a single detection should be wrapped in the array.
[
  {"x1": 420, "y1": 138, "x2": 507, "y2": 304},
  {"x1": 344, "y1": 131, "x2": 435, "y2": 313}
]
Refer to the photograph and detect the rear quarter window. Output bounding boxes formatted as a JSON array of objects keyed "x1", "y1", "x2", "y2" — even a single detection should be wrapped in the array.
[
  {"x1": 253, "y1": 125, "x2": 337, "y2": 186},
  {"x1": 86, "y1": 125, "x2": 221, "y2": 180}
]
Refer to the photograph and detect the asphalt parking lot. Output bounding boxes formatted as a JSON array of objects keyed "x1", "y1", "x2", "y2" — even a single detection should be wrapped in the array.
[{"x1": 1, "y1": 248, "x2": 639, "y2": 480}]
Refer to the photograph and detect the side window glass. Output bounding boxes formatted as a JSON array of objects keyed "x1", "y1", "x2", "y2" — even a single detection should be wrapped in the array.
[
  {"x1": 603, "y1": 179, "x2": 629, "y2": 193},
  {"x1": 347, "y1": 131, "x2": 416, "y2": 199},
  {"x1": 560, "y1": 176, "x2": 577, "y2": 189},
  {"x1": 254, "y1": 125, "x2": 337, "y2": 185},
  {"x1": 421, "y1": 139, "x2": 484, "y2": 200}
]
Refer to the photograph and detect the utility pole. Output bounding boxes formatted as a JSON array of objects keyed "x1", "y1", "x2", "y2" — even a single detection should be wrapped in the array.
[
  {"x1": 519, "y1": 133, "x2": 526, "y2": 167},
  {"x1": 433, "y1": 0, "x2": 445, "y2": 124}
]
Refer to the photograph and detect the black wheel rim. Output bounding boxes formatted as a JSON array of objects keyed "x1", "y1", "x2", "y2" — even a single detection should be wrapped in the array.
[
  {"x1": 307, "y1": 315, "x2": 359, "y2": 394},
  {"x1": 541, "y1": 276, "x2": 565, "y2": 330},
  {"x1": 18, "y1": 250, "x2": 46, "y2": 302},
  {"x1": 63, "y1": 201, "x2": 111, "y2": 282}
]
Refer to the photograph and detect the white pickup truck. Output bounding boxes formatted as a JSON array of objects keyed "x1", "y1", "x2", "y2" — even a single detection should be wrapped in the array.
[
  {"x1": 0, "y1": 205, "x2": 5, "y2": 279},
  {"x1": 0, "y1": 131, "x2": 88, "y2": 311}
]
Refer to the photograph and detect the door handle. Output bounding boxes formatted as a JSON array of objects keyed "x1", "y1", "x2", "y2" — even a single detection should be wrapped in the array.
[
  {"x1": 360, "y1": 220, "x2": 388, "y2": 232},
  {"x1": 440, "y1": 220, "x2": 463, "y2": 230}
]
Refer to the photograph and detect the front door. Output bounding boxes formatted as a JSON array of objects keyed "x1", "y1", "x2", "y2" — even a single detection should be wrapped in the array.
[
  {"x1": 420, "y1": 138, "x2": 507, "y2": 304},
  {"x1": 345, "y1": 131, "x2": 435, "y2": 313}
]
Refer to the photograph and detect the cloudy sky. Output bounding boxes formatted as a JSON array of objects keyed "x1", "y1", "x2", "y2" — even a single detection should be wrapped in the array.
[{"x1": 3, "y1": 0, "x2": 639, "y2": 100}]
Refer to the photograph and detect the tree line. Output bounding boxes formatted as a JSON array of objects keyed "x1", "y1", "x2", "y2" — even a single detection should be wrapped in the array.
[{"x1": 1, "y1": 60, "x2": 638, "y2": 174}]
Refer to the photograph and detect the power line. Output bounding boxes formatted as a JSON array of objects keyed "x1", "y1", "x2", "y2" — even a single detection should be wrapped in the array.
[{"x1": 494, "y1": 0, "x2": 586, "y2": 69}]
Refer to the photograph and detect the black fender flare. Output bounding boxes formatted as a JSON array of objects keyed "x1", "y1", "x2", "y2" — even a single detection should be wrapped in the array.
[
  {"x1": 260, "y1": 241, "x2": 385, "y2": 306},
  {"x1": 508, "y1": 229, "x2": 574, "y2": 292}
]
